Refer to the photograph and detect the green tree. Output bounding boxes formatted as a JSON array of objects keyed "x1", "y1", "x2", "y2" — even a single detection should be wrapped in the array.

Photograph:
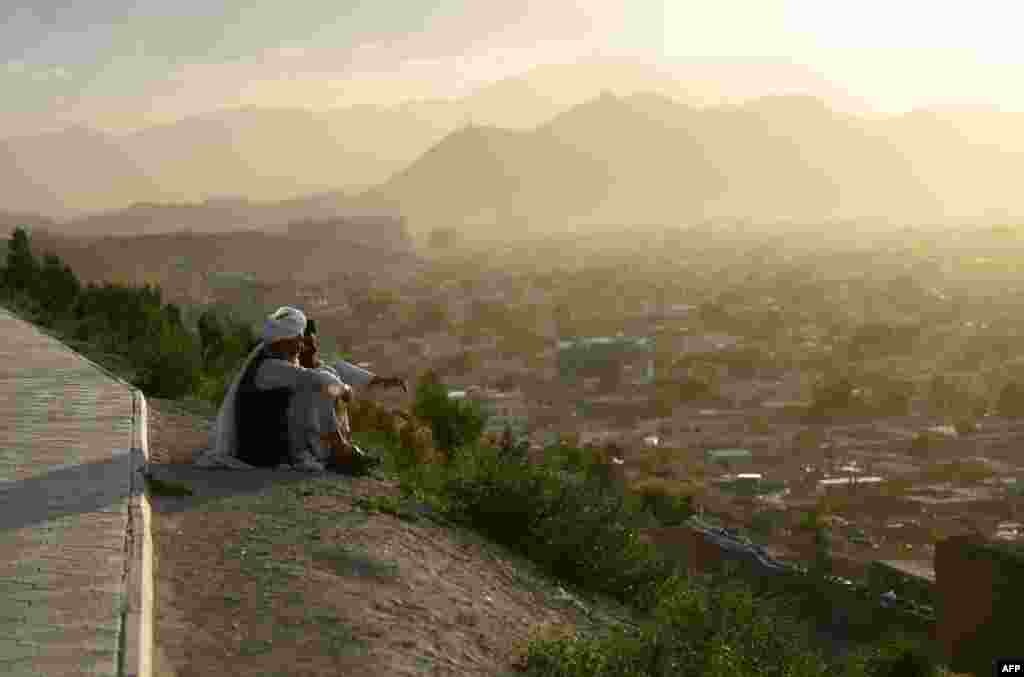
[
  {"x1": 37, "y1": 252, "x2": 81, "y2": 320},
  {"x1": 136, "y1": 316, "x2": 201, "y2": 398},
  {"x1": 799, "y1": 508, "x2": 833, "y2": 577},
  {"x1": 197, "y1": 309, "x2": 225, "y2": 364},
  {"x1": 3, "y1": 227, "x2": 38, "y2": 293}
]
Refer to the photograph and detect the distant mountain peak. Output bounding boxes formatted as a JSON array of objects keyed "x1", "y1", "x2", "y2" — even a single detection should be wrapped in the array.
[{"x1": 741, "y1": 93, "x2": 833, "y2": 114}]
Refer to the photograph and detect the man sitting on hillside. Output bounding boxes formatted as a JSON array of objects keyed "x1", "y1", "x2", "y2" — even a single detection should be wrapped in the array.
[
  {"x1": 199, "y1": 306, "x2": 350, "y2": 472},
  {"x1": 296, "y1": 318, "x2": 407, "y2": 472}
]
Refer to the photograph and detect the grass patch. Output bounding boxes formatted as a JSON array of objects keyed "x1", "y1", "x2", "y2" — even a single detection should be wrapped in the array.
[
  {"x1": 312, "y1": 543, "x2": 400, "y2": 580},
  {"x1": 308, "y1": 608, "x2": 367, "y2": 658},
  {"x1": 145, "y1": 474, "x2": 194, "y2": 497},
  {"x1": 238, "y1": 638, "x2": 273, "y2": 656},
  {"x1": 353, "y1": 493, "x2": 442, "y2": 524},
  {"x1": 353, "y1": 493, "x2": 405, "y2": 516},
  {"x1": 151, "y1": 395, "x2": 218, "y2": 420}
]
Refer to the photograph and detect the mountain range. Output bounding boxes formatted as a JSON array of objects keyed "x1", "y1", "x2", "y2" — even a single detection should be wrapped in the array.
[
  {"x1": 3, "y1": 60, "x2": 1024, "y2": 235},
  {"x1": 357, "y1": 93, "x2": 1024, "y2": 233}
]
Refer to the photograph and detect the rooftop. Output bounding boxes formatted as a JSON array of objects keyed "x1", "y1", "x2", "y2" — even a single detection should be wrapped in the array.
[
  {"x1": 558, "y1": 336, "x2": 654, "y2": 350},
  {"x1": 707, "y1": 448, "x2": 753, "y2": 459},
  {"x1": 819, "y1": 476, "x2": 885, "y2": 486}
]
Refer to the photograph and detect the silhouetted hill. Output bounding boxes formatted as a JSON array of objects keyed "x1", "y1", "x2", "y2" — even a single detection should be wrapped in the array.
[
  {"x1": 0, "y1": 210, "x2": 59, "y2": 234},
  {"x1": 50, "y1": 191, "x2": 413, "y2": 240},
  {"x1": 0, "y1": 126, "x2": 165, "y2": 217},
  {"x1": 0, "y1": 59, "x2": 832, "y2": 218},
  {"x1": 537, "y1": 92, "x2": 723, "y2": 225},
  {"x1": 0, "y1": 108, "x2": 451, "y2": 217},
  {"x1": 125, "y1": 106, "x2": 451, "y2": 202},
  {"x1": 4, "y1": 61, "x2": 1024, "y2": 229},
  {"x1": 400, "y1": 59, "x2": 705, "y2": 130},
  {"x1": 359, "y1": 93, "x2": 1011, "y2": 235},
  {"x1": 354, "y1": 122, "x2": 614, "y2": 236},
  {"x1": 710, "y1": 96, "x2": 939, "y2": 221}
]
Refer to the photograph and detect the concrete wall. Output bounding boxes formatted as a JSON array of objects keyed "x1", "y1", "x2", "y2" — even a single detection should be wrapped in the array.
[{"x1": 935, "y1": 535, "x2": 1024, "y2": 675}]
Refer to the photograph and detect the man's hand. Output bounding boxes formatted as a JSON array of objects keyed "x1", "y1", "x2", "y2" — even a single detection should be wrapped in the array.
[{"x1": 324, "y1": 382, "x2": 353, "y2": 402}]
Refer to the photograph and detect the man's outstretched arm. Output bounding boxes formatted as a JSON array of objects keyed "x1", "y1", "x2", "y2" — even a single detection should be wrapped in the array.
[
  {"x1": 368, "y1": 375, "x2": 408, "y2": 393},
  {"x1": 332, "y1": 360, "x2": 407, "y2": 393}
]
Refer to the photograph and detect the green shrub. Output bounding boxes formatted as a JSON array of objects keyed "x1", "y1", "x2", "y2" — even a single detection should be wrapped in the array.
[
  {"x1": 35, "y1": 252, "x2": 81, "y2": 323},
  {"x1": 861, "y1": 635, "x2": 938, "y2": 677},
  {"x1": 196, "y1": 372, "x2": 232, "y2": 407},
  {"x1": 381, "y1": 390, "x2": 947, "y2": 677},
  {"x1": 440, "y1": 444, "x2": 674, "y2": 607},
  {"x1": 2, "y1": 227, "x2": 38, "y2": 294},
  {"x1": 628, "y1": 477, "x2": 695, "y2": 526},
  {"x1": 134, "y1": 319, "x2": 202, "y2": 398},
  {"x1": 412, "y1": 370, "x2": 487, "y2": 457},
  {"x1": 524, "y1": 630, "x2": 652, "y2": 677},
  {"x1": 523, "y1": 575, "x2": 830, "y2": 677}
]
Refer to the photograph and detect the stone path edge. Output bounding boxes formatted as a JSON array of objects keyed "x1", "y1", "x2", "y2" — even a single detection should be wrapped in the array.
[
  {"x1": 120, "y1": 390, "x2": 153, "y2": 677},
  {"x1": 2, "y1": 308, "x2": 155, "y2": 676},
  {"x1": 40, "y1": 321, "x2": 154, "y2": 677}
]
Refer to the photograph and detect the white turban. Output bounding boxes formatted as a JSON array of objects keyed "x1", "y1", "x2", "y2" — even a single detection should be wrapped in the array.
[{"x1": 261, "y1": 306, "x2": 307, "y2": 344}]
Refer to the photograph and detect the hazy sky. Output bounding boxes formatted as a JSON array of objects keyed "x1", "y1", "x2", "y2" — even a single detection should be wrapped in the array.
[{"x1": 3, "y1": 0, "x2": 1023, "y2": 134}]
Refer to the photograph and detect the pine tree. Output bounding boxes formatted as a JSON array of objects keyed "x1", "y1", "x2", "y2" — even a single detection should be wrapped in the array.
[
  {"x1": 37, "y1": 253, "x2": 81, "y2": 319},
  {"x1": 3, "y1": 227, "x2": 38, "y2": 293}
]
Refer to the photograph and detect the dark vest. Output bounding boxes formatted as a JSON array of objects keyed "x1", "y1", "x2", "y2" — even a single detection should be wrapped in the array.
[{"x1": 235, "y1": 350, "x2": 293, "y2": 467}]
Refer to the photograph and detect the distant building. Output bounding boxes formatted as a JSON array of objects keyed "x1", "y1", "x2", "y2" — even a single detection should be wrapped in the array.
[
  {"x1": 928, "y1": 425, "x2": 959, "y2": 439},
  {"x1": 706, "y1": 448, "x2": 753, "y2": 464},
  {"x1": 994, "y1": 521, "x2": 1022, "y2": 540},
  {"x1": 817, "y1": 476, "x2": 885, "y2": 491}
]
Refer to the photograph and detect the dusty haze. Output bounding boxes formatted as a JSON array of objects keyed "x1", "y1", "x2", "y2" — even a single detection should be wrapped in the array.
[{"x1": 2, "y1": 1, "x2": 1023, "y2": 229}]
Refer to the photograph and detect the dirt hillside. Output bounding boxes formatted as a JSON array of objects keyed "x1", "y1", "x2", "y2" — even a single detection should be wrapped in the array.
[{"x1": 146, "y1": 398, "x2": 626, "y2": 677}]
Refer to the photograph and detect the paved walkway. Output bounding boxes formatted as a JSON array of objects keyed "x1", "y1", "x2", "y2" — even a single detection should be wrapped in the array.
[{"x1": 0, "y1": 308, "x2": 146, "y2": 676}]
